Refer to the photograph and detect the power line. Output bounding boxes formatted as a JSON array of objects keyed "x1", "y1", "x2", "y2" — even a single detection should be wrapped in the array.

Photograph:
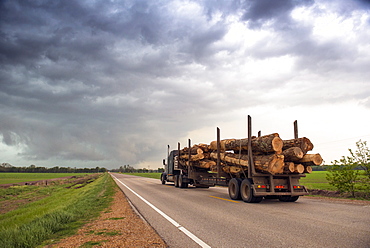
[{"x1": 315, "y1": 134, "x2": 370, "y2": 146}]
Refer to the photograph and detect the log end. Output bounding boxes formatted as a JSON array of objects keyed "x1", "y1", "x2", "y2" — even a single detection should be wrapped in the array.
[
  {"x1": 269, "y1": 154, "x2": 285, "y2": 174},
  {"x1": 294, "y1": 164, "x2": 305, "y2": 174},
  {"x1": 272, "y1": 137, "x2": 283, "y2": 154},
  {"x1": 304, "y1": 165, "x2": 313, "y2": 174}
]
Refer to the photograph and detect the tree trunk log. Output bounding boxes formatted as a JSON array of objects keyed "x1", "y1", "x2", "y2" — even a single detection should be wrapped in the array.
[
  {"x1": 180, "y1": 153, "x2": 204, "y2": 161},
  {"x1": 284, "y1": 162, "x2": 295, "y2": 173},
  {"x1": 282, "y1": 147, "x2": 304, "y2": 162},
  {"x1": 209, "y1": 152, "x2": 284, "y2": 175},
  {"x1": 182, "y1": 159, "x2": 215, "y2": 169},
  {"x1": 198, "y1": 160, "x2": 216, "y2": 169},
  {"x1": 282, "y1": 137, "x2": 314, "y2": 154},
  {"x1": 210, "y1": 133, "x2": 283, "y2": 154},
  {"x1": 298, "y1": 153, "x2": 323, "y2": 166},
  {"x1": 304, "y1": 165, "x2": 313, "y2": 174},
  {"x1": 180, "y1": 146, "x2": 204, "y2": 155},
  {"x1": 294, "y1": 164, "x2": 305, "y2": 174},
  {"x1": 222, "y1": 165, "x2": 243, "y2": 174}
]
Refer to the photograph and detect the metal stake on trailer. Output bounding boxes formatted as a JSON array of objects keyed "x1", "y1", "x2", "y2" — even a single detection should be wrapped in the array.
[
  {"x1": 294, "y1": 120, "x2": 298, "y2": 139},
  {"x1": 247, "y1": 115, "x2": 256, "y2": 178},
  {"x1": 177, "y1": 142, "x2": 180, "y2": 170},
  {"x1": 217, "y1": 127, "x2": 221, "y2": 178},
  {"x1": 188, "y1": 139, "x2": 191, "y2": 177}
]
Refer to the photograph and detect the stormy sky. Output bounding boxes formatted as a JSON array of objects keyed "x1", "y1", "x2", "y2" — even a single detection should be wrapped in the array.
[{"x1": 1, "y1": 0, "x2": 370, "y2": 169}]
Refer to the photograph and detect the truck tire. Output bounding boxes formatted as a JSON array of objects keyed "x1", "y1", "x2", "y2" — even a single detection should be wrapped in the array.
[
  {"x1": 279, "y1": 195, "x2": 299, "y2": 202},
  {"x1": 228, "y1": 178, "x2": 242, "y2": 200},
  {"x1": 160, "y1": 173, "x2": 166, "y2": 185},
  {"x1": 240, "y1": 179, "x2": 262, "y2": 203},
  {"x1": 174, "y1": 175, "x2": 179, "y2": 187},
  {"x1": 179, "y1": 175, "x2": 188, "y2": 188}
]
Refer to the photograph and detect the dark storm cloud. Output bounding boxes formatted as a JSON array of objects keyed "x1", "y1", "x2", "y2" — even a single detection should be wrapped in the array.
[
  {"x1": 0, "y1": 0, "x2": 369, "y2": 168},
  {"x1": 240, "y1": 0, "x2": 314, "y2": 29},
  {"x1": 0, "y1": 0, "x2": 230, "y2": 167}
]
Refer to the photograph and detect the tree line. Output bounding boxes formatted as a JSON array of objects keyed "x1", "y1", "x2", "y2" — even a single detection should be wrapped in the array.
[
  {"x1": 109, "y1": 164, "x2": 164, "y2": 173},
  {"x1": 0, "y1": 163, "x2": 107, "y2": 173},
  {"x1": 0, "y1": 163, "x2": 164, "y2": 174}
]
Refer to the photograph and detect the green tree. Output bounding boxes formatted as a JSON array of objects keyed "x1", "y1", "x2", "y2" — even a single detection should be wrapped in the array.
[
  {"x1": 350, "y1": 140, "x2": 370, "y2": 179},
  {"x1": 326, "y1": 140, "x2": 370, "y2": 197},
  {"x1": 326, "y1": 157, "x2": 360, "y2": 197}
]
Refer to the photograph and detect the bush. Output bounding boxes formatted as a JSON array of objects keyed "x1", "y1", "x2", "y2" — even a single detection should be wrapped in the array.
[{"x1": 326, "y1": 140, "x2": 370, "y2": 198}]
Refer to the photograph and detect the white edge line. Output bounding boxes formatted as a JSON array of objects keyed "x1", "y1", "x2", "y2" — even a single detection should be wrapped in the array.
[{"x1": 111, "y1": 174, "x2": 211, "y2": 248}]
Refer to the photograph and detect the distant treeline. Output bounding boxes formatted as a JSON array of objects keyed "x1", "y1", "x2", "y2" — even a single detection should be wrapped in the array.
[
  {"x1": 311, "y1": 165, "x2": 364, "y2": 171},
  {"x1": 0, "y1": 163, "x2": 107, "y2": 173},
  {"x1": 110, "y1": 165, "x2": 164, "y2": 173}
]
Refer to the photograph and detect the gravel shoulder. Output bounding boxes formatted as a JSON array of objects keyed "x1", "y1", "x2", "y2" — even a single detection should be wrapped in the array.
[{"x1": 48, "y1": 188, "x2": 167, "y2": 248}]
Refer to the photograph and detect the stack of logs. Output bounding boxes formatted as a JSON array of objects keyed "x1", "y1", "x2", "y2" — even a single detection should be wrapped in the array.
[{"x1": 178, "y1": 133, "x2": 322, "y2": 175}]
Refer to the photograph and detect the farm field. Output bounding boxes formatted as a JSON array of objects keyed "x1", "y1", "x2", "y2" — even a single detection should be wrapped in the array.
[
  {"x1": 123, "y1": 172, "x2": 161, "y2": 179},
  {"x1": 0, "y1": 173, "x2": 116, "y2": 248},
  {"x1": 299, "y1": 171, "x2": 336, "y2": 191},
  {"x1": 0, "y1": 173, "x2": 91, "y2": 184}
]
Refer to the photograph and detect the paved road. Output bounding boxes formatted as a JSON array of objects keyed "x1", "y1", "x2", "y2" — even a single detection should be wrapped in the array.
[{"x1": 111, "y1": 173, "x2": 370, "y2": 248}]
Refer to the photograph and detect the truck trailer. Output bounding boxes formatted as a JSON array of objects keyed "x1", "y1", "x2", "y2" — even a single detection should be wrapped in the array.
[{"x1": 161, "y1": 116, "x2": 311, "y2": 203}]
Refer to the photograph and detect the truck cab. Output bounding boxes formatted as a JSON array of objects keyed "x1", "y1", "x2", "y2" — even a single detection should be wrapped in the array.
[{"x1": 161, "y1": 150, "x2": 180, "y2": 185}]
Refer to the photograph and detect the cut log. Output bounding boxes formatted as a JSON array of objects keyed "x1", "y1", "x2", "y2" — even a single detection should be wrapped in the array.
[
  {"x1": 209, "y1": 163, "x2": 218, "y2": 173},
  {"x1": 198, "y1": 160, "x2": 216, "y2": 169},
  {"x1": 304, "y1": 165, "x2": 313, "y2": 174},
  {"x1": 182, "y1": 159, "x2": 215, "y2": 169},
  {"x1": 298, "y1": 153, "x2": 323, "y2": 166},
  {"x1": 209, "y1": 152, "x2": 284, "y2": 175},
  {"x1": 282, "y1": 137, "x2": 314, "y2": 154},
  {"x1": 210, "y1": 133, "x2": 283, "y2": 154},
  {"x1": 293, "y1": 164, "x2": 305, "y2": 174},
  {"x1": 222, "y1": 165, "x2": 243, "y2": 174},
  {"x1": 180, "y1": 153, "x2": 204, "y2": 161},
  {"x1": 196, "y1": 143, "x2": 211, "y2": 153},
  {"x1": 180, "y1": 146, "x2": 204, "y2": 155},
  {"x1": 284, "y1": 162, "x2": 295, "y2": 174},
  {"x1": 282, "y1": 147, "x2": 304, "y2": 162}
]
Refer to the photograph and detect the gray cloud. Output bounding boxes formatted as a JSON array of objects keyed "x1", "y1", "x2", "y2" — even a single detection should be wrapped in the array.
[{"x1": 1, "y1": 0, "x2": 369, "y2": 168}]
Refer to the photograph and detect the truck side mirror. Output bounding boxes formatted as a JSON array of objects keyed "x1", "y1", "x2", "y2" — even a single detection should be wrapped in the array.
[{"x1": 162, "y1": 159, "x2": 166, "y2": 166}]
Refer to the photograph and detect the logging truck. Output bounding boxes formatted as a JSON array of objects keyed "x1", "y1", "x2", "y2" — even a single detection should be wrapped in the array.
[{"x1": 160, "y1": 116, "x2": 320, "y2": 203}]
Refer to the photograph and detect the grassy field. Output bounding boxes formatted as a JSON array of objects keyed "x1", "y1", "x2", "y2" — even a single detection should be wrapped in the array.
[
  {"x1": 0, "y1": 173, "x2": 91, "y2": 184},
  {"x1": 0, "y1": 173, "x2": 117, "y2": 248},
  {"x1": 123, "y1": 172, "x2": 161, "y2": 179},
  {"x1": 299, "y1": 171, "x2": 336, "y2": 191}
]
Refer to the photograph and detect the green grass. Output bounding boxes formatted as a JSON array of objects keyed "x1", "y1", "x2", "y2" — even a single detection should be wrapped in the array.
[
  {"x1": 0, "y1": 173, "x2": 117, "y2": 248},
  {"x1": 122, "y1": 172, "x2": 161, "y2": 179},
  {"x1": 0, "y1": 173, "x2": 91, "y2": 184},
  {"x1": 300, "y1": 171, "x2": 337, "y2": 191}
]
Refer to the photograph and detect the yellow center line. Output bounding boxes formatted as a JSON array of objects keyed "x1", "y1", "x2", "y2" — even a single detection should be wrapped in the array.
[{"x1": 209, "y1": 195, "x2": 239, "y2": 203}]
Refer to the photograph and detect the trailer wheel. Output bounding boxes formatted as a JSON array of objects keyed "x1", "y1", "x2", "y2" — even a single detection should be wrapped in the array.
[
  {"x1": 279, "y1": 196, "x2": 299, "y2": 202},
  {"x1": 179, "y1": 175, "x2": 188, "y2": 188},
  {"x1": 228, "y1": 178, "x2": 242, "y2": 200},
  {"x1": 174, "y1": 175, "x2": 179, "y2": 187},
  {"x1": 240, "y1": 179, "x2": 262, "y2": 203}
]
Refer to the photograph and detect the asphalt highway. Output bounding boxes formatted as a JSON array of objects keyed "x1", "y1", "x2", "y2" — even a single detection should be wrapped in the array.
[{"x1": 111, "y1": 173, "x2": 370, "y2": 248}]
